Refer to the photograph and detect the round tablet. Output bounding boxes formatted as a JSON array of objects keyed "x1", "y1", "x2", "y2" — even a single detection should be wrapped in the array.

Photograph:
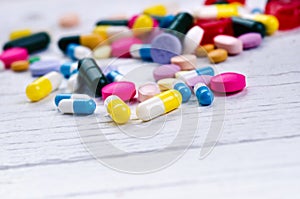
[
  {"x1": 111, "y1": 37, "x2": 142, "y2": 58},
  {"x1": 101, "y1": 81, "x2": 136, "y2": 101},
  {"x1": 30, "y1": 60, "x2": 60, "y2": 77},
  {"x1": 153, "y1": 64, "x2": 181, "y2": 81},
  {"x1": 138, "y1": 82, "x2": 160, "y2": 102},
  {"x1": 150, "y1": 33, "x2": 182, "y2": 64},
  {"x1": 183, "y1": 26, "x2": 204, "y2": 54},
  {"x1": 238, "y1": 33, "x2": 262, "y2": 49},
  {"x1": 214, "y1": 35, "x2": 243, "y2": 55},
  {"x1": 185, "y1": 75, "x2": 212, "y2": 89},
  {"x1": 210, "y1": 72, "x2": 246, "y2": 93},
  {"x1": 171, "y1": 54, "x2": 197, "y2": 70},
  {"x1": 0, "y1": 47, "x2": 28, "y2": 69}
]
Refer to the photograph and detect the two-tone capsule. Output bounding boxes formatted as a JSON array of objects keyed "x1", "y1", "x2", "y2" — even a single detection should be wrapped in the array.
[
  {"x1": 54, "y1": 93, "x2": 90, "y2": 106},
  {"x1": 93, "y1": 25, "x2": 132, "y2": 41},
  {"x1": 173, "y1": 80, "x2": 192, "y2": 103},
  {"x1": 175, "y1": 66, "x2": 215, "y2": 82},
  {"x1": 194, "y1": 83, "x2": 214, "y2": 106},
  {"x1": 67, "y1": 44, "x2": 92, "y2": 60},
  {"x1": 26, "y1": 71, "x2": 63, "y2": 102},
  {"x1": 194, "y1": 4, "x2": 239, "y2": 19},
  {"x1": 106, "y1": 70, "x2": 126, "y2": 82},
  {"x1": 104, "y1": 95, "x2": 131, "y2": 124},
  {"x1": 129, "y1": 44, "x2": 152, "y2": 61},
  {"x1": 241, "y1": 14, "x2": 279, "y2": 35},
  {"x1": 58, "y1": 98, "x2": 96, "y2": 115},
  {"x1": 136, "y1": 89, "x2": 182, "y2": 121},
  {"x1": 60, "y1": 62, "x2": 78, "y2": 78}
]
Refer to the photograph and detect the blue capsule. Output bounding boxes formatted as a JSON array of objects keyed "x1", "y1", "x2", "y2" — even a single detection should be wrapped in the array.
[
  {"x1": 173, "y1": 80, "x2": 192, "y2": 103},
  {"x1": 106, "y1": 70, "x2": 125, "y2": 82},
  {"x1": 66, "y1": 43, "x2": 92, "y2": 61},
  {"x1": 54, "y1": 93, "x2": 90, "y2": 106},
  {"x1": 58, "y1": 98, "x2": 96, "y2": 115},
  {"x1": 130, "y1": 44, "x2": 152, "y2": 61},
  {"x1": 60, "y1": 62, "x2": 78, "y2": 78},
  {"x1": 159, "y1": 15, "x2": 175, "y2": 28},
  {"x1": 194, "y1": 83, "x2": 214, "y2": 106}
]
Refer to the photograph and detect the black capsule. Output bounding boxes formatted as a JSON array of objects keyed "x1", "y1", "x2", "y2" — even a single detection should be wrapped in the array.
[
  {"x1": 58, "y1": 36, "x2": 80, "y2": 53},
  {"x1": 78, "y1": 58, "x2": 109, "y2": 97},
  {"x1": 231, "y1": 17, "x2": 266, "y2": 37},
  {"x1": 3, "y1": 32, "x2": 50, "y2": 54},
  {"x1": 167, "y1": 12, "x2": 194, "y2": 35},
  {"x1": 95, "y1": 19, "x2": 128, "y2": 26}
]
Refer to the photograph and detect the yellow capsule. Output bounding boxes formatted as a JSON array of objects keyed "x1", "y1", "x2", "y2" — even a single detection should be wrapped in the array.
[
  {"x1": 26, "y1": 71, "x2": 63, "y2": 102},
  {"x1": 104, "y1": 95, "x2": 131, "y2": 124},
  {"x1": 11, "y1": 60, "x2": 29, "y2": 72},
  {"x1": 132, "y1": 14, "x2": 154, "y2": 36},
  {"x1": 195, "y1": 4, "x2": 239, "y2": 19},
  {"x1": 79, "y1": 34, "x2": 106, "y2": 50},
  {"x1": 93, "y1": 26, "x2": 109, "y2": 39},
  {"x1": 9, "y1": 29, "x2": 32, "y2": 40},
  {"x1": 143, "y1": 4, "x2": 167, "y2": 16},
  {"x1": 252, "y1": 14, "x2": 279, "y2": 35},
  {"x1": 216, "y1": 4, "x2": 239, "y2": 19}
]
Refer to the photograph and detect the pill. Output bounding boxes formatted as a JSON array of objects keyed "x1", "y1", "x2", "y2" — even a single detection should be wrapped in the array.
[
  {"x1": 158, "y1": 15, "x2": 175, "y2": 28},
  {"x1": 210, "y1": 72, "x2": 246, "y2": 93},
  {"x1": 173, "y1": 80, "x2": 192, "y2": 103},
  {"x1": 251, "y1": 8, "x2": 263, "y2": 14},
  {"x1": 0, "y1": 47, "x2": 28, "y2": 69},
  {"x1": 231, "y1": 16, "x2": 266, "y2": 37},
  {"x1": 11, "y1": 60, "x2": 29, "y2": 72},
  {"x1": 29, "y1": 56, "x2": 40, "y2": 64},
  {"x1": 96, "y1": 19, "x2": 129, "y2": 26},
  {"x1": 106, "y1": 70, "x2": 126, "y2": 82},
  {"x1": 0, "y1": 60, "x2": 4, "y2": 71},
  {"x1": 111, "y1": 37, "x2": 142, "y2": 58},
  {"x1": 93, "y1": 25, "x2": 132, "y2": 41},
  {"x1": 194, "y1": 4, "x2": 239, "y2": 19},
  {"x1": 67, "y1": 44, "x2": 92, "y2": 60},
  {"x1": 26, "y1": 71, "x2": 63, "y2": 102},
  {"x1": 136, "y1": 89, "x2": 182, "y2": 121},
  {"x1": 102, "y1": 81, "x2": 136, "y2": 101},
  {"x1": 9, "y1": 29, "x2": 32, "y2": 40},
  {"x1": 60, "y1": 62, "x2": 78, "y2": 78},
  {"x1": 3, "y1": 32, "x2": 51, "y2": 54},
  {"x1": 153, "y1": 64, "x2": 181, "y2": 81},
  {"x1": 171, "y1": 54, "x2": 197, "y2": 70},
  {"x1": 241, "y1": 14, "x2": 279, "y2": 35},
  {"x1": 194, "y1": 83, "x2": 214, "y2": 106},
  {"x1": 183, "y1": 26, "x2": 204, "y2": 54},
  {"x1": 138, "y1": 82, "x2": 161, "y2": 102},
  {"x1": 157, "y1": 78, "x2": 176, "y2": 91},
  {"x1": 167, "y1": 12, "x2": 194, "y2": 35},
  {"x1": 130, "y1": 44, "x2": 152, "y2": 61},
  {"x1": 238, "y1": 33, "x2": 262, "y2": 49},
  {"x1": 67, "y1": 73, "x2": 78, "y2": 92},
  {"x1": 77, "y1": 58, "x2": 109, "y2": 97},
  {"x1": 58, "y1": 98, "x2": 96, "y2": 115},
  {"x1": 214, "y1": 35, "x2": 243, "y2": 55},
  {"x1": 59, "y1": 13, "x2": 80, "y2": 28},
  {"x1": 208, "y1": 49, "x2": 228, "y2": 63},
  {"x1": 58, "y1": 34, "x2": 105, "y2": 53},
  {"x1": 54, "y1": 93, "x2": 90, "y2": 106},
  {"x1": 195, "y1": 44, "x2": 215, "y2": 57},
  {"x1": 129, "y1": 14, "x2": 158, "y2": 36},
  {"x1": 30, "y1": 60, "x2": 60, "y2": 77},
  {"x1": 93, "y1": 45, "x2": 112, "y2": 59},
  {"x1": 143, "y1": 4, "x2": 167, "y2": 16},
  {"x1": 175, "y1": 66, "x2": 215, "y2": 81},
  {"x1": 185, "y1": 75, "x2": 212, "y2": 89},
  {"x1": 151, "y1": 33, "x2": 182, "y2": 64},
  {"x1": 104, "y1": 95, "x2": 131, "y2": 124}
]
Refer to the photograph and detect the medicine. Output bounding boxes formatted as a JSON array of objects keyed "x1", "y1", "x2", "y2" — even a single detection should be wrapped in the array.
[
  {"x1": 58, "y1": 98, "x2": 96, "y2": 115},
  {"x1": 58, "y1": 34, "x2": 105, "y2": 53},
  {"x1": 138, "y1": 82, "x2": 160, "y2": 102},
  {"x1": 130, "y1": 44, "x2": 152, "y2": 61},
  {"x1": 175, "y1": 66, "x2": 215, "y2": 82},
  {"x1": 157, "y1": 78, "x2": 176, "y2": 91},
  {"x1": 111, "y1": 37, "x2": 142, "y2": 58},
  {"x1": 104, "y1": 95, "x2": 131, "y2": 124},
  {"x1": 9, "y1": 29, "x2": 32, "y2": 40},
  {"x1": 241, "y1": 14, "x2": 279, "y2": 35},
  {"x1": 102, "y1": 81, "x2": 136, "y2": 101},
  {"x1": 0, "y1": 47, "x2": 28, "y2": 69},
  {"x1": 183, "y1": 26, "x2": 204, "y2": 54},
  {"x1": 136, "y1": 89, "x2": 182, "y2": 121},
  {"x1": 3, "y1": 32, "x2": 51, "y2": 54},
  {"x1": 128, "y1": 14, "x2": 158, "y2": 36},
  {"x1": 207, "y1": 49, "x2": 228, "y2": 63},
  {"x1": 11, "y1": 60, "x2": 29, "y2": 72},
  {"x1": 59, "y1": 13, "x2": 80, "y2": 28},
  {"x1": 238, "y1": 33, "x2": 262, "y2": 49},
  {"x1": 194, "y1": 83, "x2": 214, "y2": 106},
  {"x1": 67, "y1": 44, "x2": 92, "y2": 60},
  {"x1": 29, "y1": 56, "x2": 40, "y2": 64},
  {"x1": 231, "y1": 17, "x2": 266, "y2": 37},
  {"x1": 167, "y1": 12, "x2": 194, "y2": 35},
  {"x1": 210, "y1": 72, "x2": 246, "y2": 93},
  {"x1": 185, "y1": 75, "x2": 212, "y2": 89},
  {"x1": 26, "y1": 71, "x2": 63, "y2": 102},
  {"x1": 173, "y1": 80, "x2": 192, "y2": 103},
  {"x1": 54, "y1": 93, "x2": 90, "y2": 106},
  {"x1": 194, "y1": 4, "x2": 239, "y2": 19},
  {"x1": 214, "y1": 35, "x2": 243, "y2": 55},
  {"x1": 153, "y1": 64, "x2": 181, "y2": 81},
  {"x1": 30, "y1": 60, "x2": 60, "y2": 77},
  {"x1": 195, "y1": 44, "x2": 215, "y2": 57},
  {"x1": 60, "y1": 62, "x2": 78, "y2": 78},
  {"x1": 93, "y1": 45, "x2": 112, "y2": 59},
  {"x1": 158, "y1": 15, "x2": 175, "y2": 28},
  {"x1": 171, "y1": 54, "x2": 197, "y2": 71},
  {"x1": 106, "y1": 70, "x2": 125, "y2": 82},
  {"x1": 95, "y1": 19, "x2": 129, "y2": 26},
  {"x1": 143, "y1": 4, "x2": 167, "y2": 16},
  {"x1": 93, "y1": 25, "x2": 132, "y2": 41}
]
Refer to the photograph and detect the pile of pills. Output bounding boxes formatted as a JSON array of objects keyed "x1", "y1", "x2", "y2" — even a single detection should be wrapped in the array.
[{"x1": 1, "y1": 0, "x2": 299, "y2": 124}]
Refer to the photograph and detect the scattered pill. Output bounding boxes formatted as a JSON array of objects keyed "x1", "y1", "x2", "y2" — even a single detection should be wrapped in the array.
[
  {"x1": 129, "y1": 14, "x2": 158, "y2": 36},
  {"x1": 167, "y1": 12, "x2": 194, "y2": 35},
  {"x1": 241, "y1": 14, "x2": 279, "y2": 35},
  {"x1": 158, "y1": 15, "x2": 175, "y2": 28},
  {"x1": 238, "y1": 33, "x2": 262, "y2": 49},
  {"x1": 67, "y1": 44, "x2": 92, "y2": 60},
  {"x1": 171, "y1": 54, "x2": 197, "y2": 70},
  {"x1": 195, "y1": 44, "x2": 215, "y2": 57},
  {"x1": 96, "y1": 19, "x2": 128, "y2": 26},
  {"x1": 60, "y1": 62, "x2": 78, "y2": 78},
  {"x1": 136, "y1": 89, "x2": 182, "y2": 121},
  {"x1": 111, "y1": 37, "x2": 142, "y2": 58},
  {"x1": 104, "y1": 95, "x2": 131, "y2": 124},
  {"x1": 93, "y1": 45, "x2": 112, "y2": 59},
  {"x1": 210, "y1": 72, "x2": 246, "y2": 93},
  {"x1": 194, "y1": 83, "x2": 214, "y2": 106},
  {"x1": 0, "y1": 47, "x2": 28, "y2": 69},
  {"x1": 175, "y1": 66, "x2": 215, "y2": 82},
  {"x1": 9, "y1": 29, "x2": 32, "y2": 40},
  {"x1": 138, "y1": 82, "x2": 161, "y2": 102},
  {"x1": 106, "y1": 70, "x2": 126, "y2": 82},
  {"x1": 101, "y1": 81, "x2": 136, "y2": 101},
  {"x1": 231, "y1": 16, "x2": 266, "y2": 37},
  {"x1": 93, "y1": 25, "x2": 132, "y2": 41},
  {"x1": 130, "y1": 44, "x2": 152, "y2": 61},
  {"x1": 157, "y1": 78, "x2": 176, "y2": 91},
  {"x1": 58, "y1": 98, "x2": 96, "y2": 115},
  {"x1": 153, "y1": 64, "x2": 181, "y2": 81},
  {"x1": 185, "y1": 75, "x2": 212, "y2": 89},
  {"x1": 30, "y1": 60, "x2": 60, "y2": 77},
  {"x1": 54, "y1": 93, "x2": 90, "y2": 106},
  {"x1": 194, "y1": 4, "x2": 239, "y2": 19},
  {"x1": 11, "y1": 60, "x2": 29, "y2": 72},
  {"x1": 214, "y1": 35, "x2": 243, "y2": 55},
  {"x1": 59, "y1": 13, "x2": 80, "y2": 28},
  {"x1": 173, "y1": 80, "x2": 192, "y2": 103},
  {"x1": 208, "y1": 48, "x2": 228, "y2": 63},
  {"x1": 143, "y1": 4, "x2": 167, "y2": 16},
  {"x1": 26, "y1": 71, "x2": 63, "y2": 102},
  {"x1": 183, "y1": 26, "x2": 204, "y2": 54}
]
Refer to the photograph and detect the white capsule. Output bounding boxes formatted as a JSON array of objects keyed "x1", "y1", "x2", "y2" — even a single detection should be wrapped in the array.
[
  {"x1": 54, "y1": 93, "x2": 91, "y2": 106},
  {"x1": 67, "y1": 44, "x2": 92, "y2": 60},
  {"x1": 183, "y1": 26, "x2": 204, "y2": 54},
  {"x1": 58, "y1": 98, "x2": 96, "y2": 115},
  {"x1": 194, "y1": 4, "x2": 239, "y2": 20},
  {"x1": 67, "y1": 73, "x2": 79, "y2": 92},
  {"x1": 93, "y1": 26, "x2": 133, "y2": 41}
]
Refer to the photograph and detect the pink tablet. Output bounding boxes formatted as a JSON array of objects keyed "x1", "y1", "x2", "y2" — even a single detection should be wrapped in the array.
[
  {"x1": 101, "y1": 81, "x2": 136, "y2": 101},
  {"x1": 210, "y1": 72, "x2": 246, "y2": 93},
  {"x1": 138, "y1": 82, "x2": 160, "y2": 102},
  {"x1": 153, "y1": 64, "x2": 181, "y2": 81},
  {"x1": 111, "y1": 37, "x2": 142, "y2": 58},
  {"x1": 0, "y1": 47, "x2": 28, "y2": 69}
]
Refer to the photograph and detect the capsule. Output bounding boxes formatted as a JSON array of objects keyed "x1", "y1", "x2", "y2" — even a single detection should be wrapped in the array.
[
  {"x1": 60, "y1": 62, "x2": 78, "y2": 78},
  {"x1": 167, "y1": 12, "x2": 194, "y2": 35},
  {"x1": 67, "y1": 44, "x2": 92, "y2": 60},
  {"x1": 3, "y1": 32, "x2": 51, "y2": 54},
  {"x1": 9, "y1": 29, "x2": 32, "y2": 40},
  {"x1": 241, "y1": 14, "x2": 279, "y2": 35},
  {"x1": 26, "y1": 71, "x2": 63, "y2": 102},
  {"x1": 129, "y1": 44, "x2": 152, "y2": 61},
  {"x1": 194, "y1": 4, "x2": 239, "y2": 19},
  {"x1": 136, "y1": 89, "x2": 182, "y2": 121},
  {"x1": 58, "y1": 98, "x2": 96, "y2": 115},
  {"x1": 175, "y1": 66, "x2": 215, "y2": 82},
  {"x1": 173, "y1": 80, "x2": 192, "y2": 103},
  {"x1": 93, "y1": 25, "x2": 132, "y2": 41},
  {"x1": 231, "y1": 16, "x2": 266, "y2": 37},
  {"x1": 54, "y1": 93, "x2": 90, "y2": 106},
  {"x1": 128, "y1": 14, "x2": 158, "y2": 36},
  {"x1": 77, "y1": 58, "x2": 109, "y2": 97},
  {"x1": 58, "y1": 34, "x2": 105, "y2": 53},
  {"x1": 194, "y1": 83, "x2": 214, "y2": 106},
  {"x1": 106, "y1": 70, "x2": 125, "y2": 82},
  {"x1": 104, "y1": 95, "x2": 131, "y2": 124},
  {"x1": 95, "y1": 19, "x2": 129, "y2": 26},
  {"x1": 143, "y1": 4, "x2": 167, "y2": 17},
  {"x1": 157, "y1": 15, "x2": 175, "y2": 28},
  {"x1": 67, "y1": 73, "x2": 78, "y2": 92}
]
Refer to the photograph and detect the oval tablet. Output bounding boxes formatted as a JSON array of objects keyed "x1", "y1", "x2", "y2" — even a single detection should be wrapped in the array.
[
  {"x1": 153, "y1": 64, "x2": 180, "y2": 81},
  {"x1": 208, "y1": 49, "x2": 228, "y2": 63},
  {"x1": 0, "y1": 47, "x2": 28, "y2": 69},
  {"x1": 30, "y1": 60, "x2": 60, "y2": 77},
  {"x1": 11, "y1": 60, "x2": 29, "y2": 72},
  {"x1": 111, "y1": 37, "x2": 142, "y2": 58},
  {"x1": 59, "y1": 13, "x2": 80, "y2": 28},
  {"x1": 157, "y1": 78, "x2": 176, "y2": 91},
  {"x1": 171, "y1": 54, "x2": 197, "y2": 70},
  {"x1": 183, "y1": 26, "x2": 204, "y2": 54},
  {"x1": 138, "y1": 82, "x2": 160, "y2": 102},
  {"x1": 195, "y1": 44, "x2": 215, "y2": 57},
  {"x1": 93, "y1": 45, "x2": 112, "y2": 59},
  {"x1": 101, "y1": 81, "x2": 136, "y2": 101},
  {"x1": 210, "y1": 72, "x2": 246, "y2": 93},
  {"x1": 238, "y1": 33, "x2": 262, "y2": 49},
  {"x1": 214, "y1": 35, "x2": 243, "y2": 55}
]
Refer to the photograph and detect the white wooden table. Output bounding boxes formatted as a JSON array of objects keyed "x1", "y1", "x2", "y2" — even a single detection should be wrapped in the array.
[{"x1": 1, "y1": 0, "x2": 300, "y2": 198}]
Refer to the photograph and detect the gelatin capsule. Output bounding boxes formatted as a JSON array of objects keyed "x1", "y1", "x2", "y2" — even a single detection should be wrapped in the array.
[
  {"x1": 58, "y1": 98, "x2": 96, "y2": 115},
  {"x1": 9, "y1": 29, "x2": 32, "y2": 40},
  {"x1": 54, "y1": 93, "x2": 90, "y2": 106},
  {"x1": 104, "y1": 95, "x2": 131, "y2": 124},
  {"x1": 194, "y1": 83, "x2": 214, "y2": 106},
  {"x1": 173, "y1": 80, "x2": 192, "y2": 103},
  {"x1": 67, "y1": 44, "x2": 92, "y2": 60},
  {"x1": 175, "y1": 66, "x2": 215, "y2": 82}
]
